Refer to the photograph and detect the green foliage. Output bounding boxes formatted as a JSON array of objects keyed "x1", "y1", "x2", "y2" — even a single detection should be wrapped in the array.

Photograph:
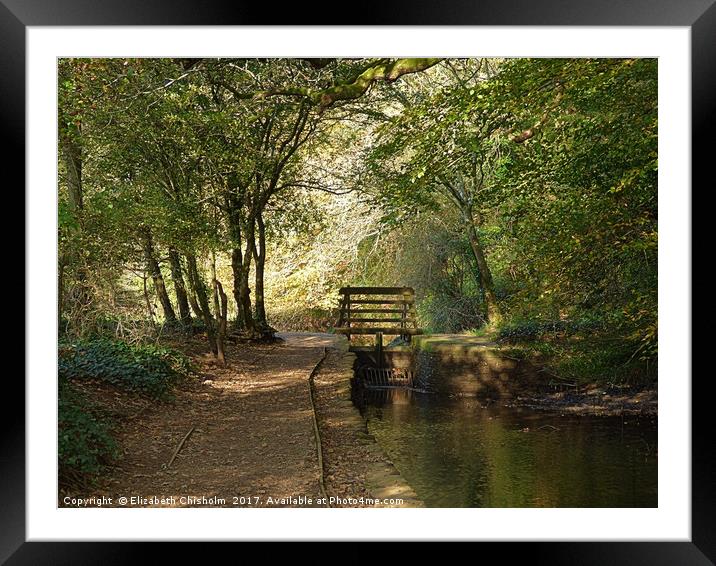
[
  {"x1": 498, "y1": 324, "x2": 656, "y2": 385},
  {"x1": 364, "y1": 57, "x2": 657, "y2": 377},
  {"x1": 553, "y1": 341, "x2": 653, "y2": 385},
  {"x1": 418, "y1": 293, "x2": 484, "y2": 334},
  {"x1": 58, "y1": 384, "x2": 118, "y2": 483},
  {"x1": 58, "y1": 57, "x2": 658, "y2": 386},
  {"x1": 493, "y1": 58, "x2": 658, "y2": 366},
  {"x1": 496, "y1": 309, "x2": 655, "y2": 384},
  {"x1": 59, "y1": 338, "x2": 193, "y2": 397},
  {"x1": 497, "y1": 314, "x2": 609, "y2": 342}
]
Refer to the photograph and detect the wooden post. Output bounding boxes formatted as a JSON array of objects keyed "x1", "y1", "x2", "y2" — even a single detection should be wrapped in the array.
[
  {"x1": 375, "y1": 331, "x2": 383, "y2": 369},
  {"x1": 346, "y1": 293, "x2": 351, "y2": 342},
  {"x1": 401, "y1": 291, "x2": 409, "y2": 342}
]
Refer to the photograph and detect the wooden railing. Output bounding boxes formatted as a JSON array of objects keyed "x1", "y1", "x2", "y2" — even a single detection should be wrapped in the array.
[{"x1": 334, "y1": 286, "x2": 422, "y2": 342}]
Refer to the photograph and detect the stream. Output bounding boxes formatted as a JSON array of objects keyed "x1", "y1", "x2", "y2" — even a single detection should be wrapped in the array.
[{"x1": 357, "y1": 388, "x2": 657, "y2": 508}]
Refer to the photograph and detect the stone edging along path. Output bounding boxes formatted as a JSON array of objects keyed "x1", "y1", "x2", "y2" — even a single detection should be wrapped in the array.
[{"x1": 312, "y1": 340, "x2": 423, "y2": 508}]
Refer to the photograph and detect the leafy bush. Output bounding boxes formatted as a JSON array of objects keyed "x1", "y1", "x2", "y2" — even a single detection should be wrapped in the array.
[
  {"x1": 58, "y1": 384, "x2": 118, "y2": 484},
  {"x1": 502, "y1": 333, "x2": 655, "y2": 385},
  {"x1": 552, "y1": 340, "x2": 656, "y2": 385},
  {"x1": 59, "y1": 338, "x2": 193, "y2": 397},
  {"x1": 498, "y1": 319, "x2": 567, "y2": 342},
  {"x1": 497, "y1": 314, "x2": 612, "y2": 343},
  {"x1": 495, "y1": 312, "x2": 655, "y2": 385}
]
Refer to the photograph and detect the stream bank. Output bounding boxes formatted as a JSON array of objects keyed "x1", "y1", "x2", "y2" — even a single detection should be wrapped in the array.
[{"x1": 410, "y1": 335, "x2": 657, "y2": 416}]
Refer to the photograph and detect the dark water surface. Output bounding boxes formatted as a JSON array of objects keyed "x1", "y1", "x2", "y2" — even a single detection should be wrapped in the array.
[{"x1": 358, "y1": 389, "x2": 657, "y2": 508}]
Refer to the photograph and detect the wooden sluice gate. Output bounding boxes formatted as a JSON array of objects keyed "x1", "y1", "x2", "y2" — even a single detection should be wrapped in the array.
[{"x1": 334, "y1": 287, "x2": 422, "y2": 389}]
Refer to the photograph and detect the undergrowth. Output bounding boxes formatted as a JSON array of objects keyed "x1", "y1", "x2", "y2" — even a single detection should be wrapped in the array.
[
  {"x1": 494, "y1": 316, "x2": 656, "y2": 386},
  {"x1": 58, "y1": 382, "x2": 118, "y2": 488},
  {"x1": 58, "y1": 338, "x2": 195, "y2": 488},
  {"x1": 59, "y1": 338, "x2": 194, "y2": 398}
]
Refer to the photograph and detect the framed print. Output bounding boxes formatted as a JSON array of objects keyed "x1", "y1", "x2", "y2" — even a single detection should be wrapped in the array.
[{"x1": 7, "y1": 0, "x2": 710, "y2": 562}]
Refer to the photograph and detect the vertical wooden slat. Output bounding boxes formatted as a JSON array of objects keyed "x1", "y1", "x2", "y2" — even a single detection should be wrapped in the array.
[
  {"x1": 401, "y1": 289, "x2": 410, "y2": 341},
  {"x1": 346, "y1": 293, "x2": 351, "y2": 341},
  {"x1": 376, "y1": 331, "x2": 383, "y2": 369}
]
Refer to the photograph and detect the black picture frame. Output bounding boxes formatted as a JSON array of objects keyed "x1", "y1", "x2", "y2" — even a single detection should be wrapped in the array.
[{"x1": 6, "y1": 1, "x2": 709, "y2": 562}]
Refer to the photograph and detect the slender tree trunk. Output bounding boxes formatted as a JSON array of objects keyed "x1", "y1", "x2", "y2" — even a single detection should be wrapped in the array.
[
  {"x1": 211, "y1": 255, "x2": 228, "y2": 365},
  {"x1": 236, "y1": 215, "x2": 257, "y2": 335},
  {"x1": 140, "y1": 228, "x2": 177, "y2": 324},
  {"x1": 59, "y1": 122, "x2": 91, "y2": 331},
  {"x1": 61, "y1": 126, "x2": 83, "y2": 217},
  {"x1": 464, "y1": 217, "x2": 501, "y2": 324},
  {"x1": 186, "y1": 288, "x2": 202, "y2": 320},
  {"x1": 168, "y1": 247, "x2": 192, "y2": 327},
  {"x1": 214, "y1": 279, "x2": 228, "y2": 365},
  {"x1": 142, "y1": 271, "x2": 156, "y2": 327},
  {"x1": 252, "y1": 210, "x2": 269, "y2": 330},
  {"x1": 227, "y1": 201, "x2": 254, "y2": 332},
  {"x1": 58, "y1": 258, "x2": 65, "y2": 333},
  {"x1": 238, "y1": 257, "x2": 255, "y2": 334},
  {"x1": 186, "y1": 254, "x2": 218, "y2": 354},
  {"x1": 230, "y1": 247, "x2": 247, "y2": 330}
]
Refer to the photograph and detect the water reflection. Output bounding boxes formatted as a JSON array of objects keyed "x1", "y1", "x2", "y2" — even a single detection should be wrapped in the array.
[{"x1": 358, "y1": 388, "x2": 657, "y2": 508}]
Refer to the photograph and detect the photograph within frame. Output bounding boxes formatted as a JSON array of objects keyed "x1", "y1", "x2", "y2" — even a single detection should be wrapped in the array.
[{"x1": 55, "y1": 55, "x2": 658, "y2": 511}]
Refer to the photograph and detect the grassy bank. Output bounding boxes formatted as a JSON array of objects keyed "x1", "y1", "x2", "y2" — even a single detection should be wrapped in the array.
[{"x1": 492, "y1": 318, "x2": 657, "y2": 388}]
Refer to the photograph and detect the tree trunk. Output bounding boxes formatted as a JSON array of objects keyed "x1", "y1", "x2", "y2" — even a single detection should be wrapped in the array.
[
  {"x1": 168, "y1": 247, "x2": 192, "y2": 328},
  {"x1": 465, "y1": 218, "x2": 502, "y2": 324},
  {"x1": 142, "y1": 271, "x2": 156, "y2": 327},
  {"x1": 236, "y1": 214, "x2": 257, "y2": 335},
  {"x1": 231, "y1": 247, "x2": 247, "y2": 330},
  {"x1": 186, "y1": 254, "x2": 218, "y2": 354},
  {"x1": 215, "y1": 280, "x2": 228, "y2": 365},
  {"x1": 140, "y1": 228, "x2": 177, "y2": 324},
  {"x1": 227, "y1": 199, "x2": 254, "y2": 332},
  {"x1": 252, "y1": 210, "x2": 269, "y2": 330},
  {"x1": 211, "y1": 255, "x2": 228, "y2": 365},
  {"x1": 58, "y1": 258, "x2": 65, "y2": 333},
  {"x1": 60, "y1": 125, "x2": 83, "y2": 217},
  {"x1": 238, "y1": 254, "x2": 255, "y2": 335},
  {"x1": 59, "y1": 121, "x2": 91, "y2": 332}
]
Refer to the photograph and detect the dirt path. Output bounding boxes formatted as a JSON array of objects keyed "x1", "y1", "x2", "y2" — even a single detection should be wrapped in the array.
[{"x1": 70, "y1": 333, "x2": 338, "y2": 508}]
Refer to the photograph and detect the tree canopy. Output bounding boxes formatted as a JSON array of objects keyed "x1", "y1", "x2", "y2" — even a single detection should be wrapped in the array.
[{"x1": 58, "y1": 56, "x2": 657, "y2": 381}]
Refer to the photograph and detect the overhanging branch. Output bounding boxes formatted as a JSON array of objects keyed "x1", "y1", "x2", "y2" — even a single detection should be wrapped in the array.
[{"x1": 216, "y1": 58, "x2": 443, "y2": 110}]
